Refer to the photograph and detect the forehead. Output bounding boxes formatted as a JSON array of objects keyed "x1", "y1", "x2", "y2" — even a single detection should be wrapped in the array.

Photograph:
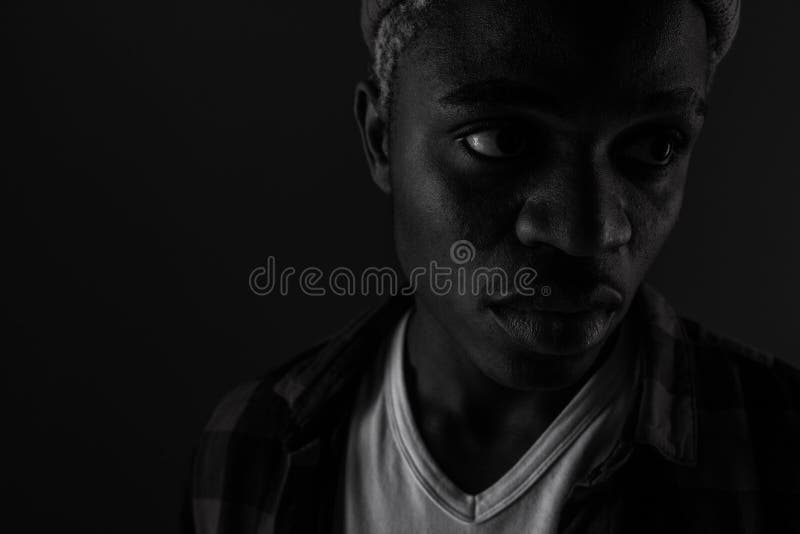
[{"x1": 398, "y1": 0, "x2": 709, "y2": 110}]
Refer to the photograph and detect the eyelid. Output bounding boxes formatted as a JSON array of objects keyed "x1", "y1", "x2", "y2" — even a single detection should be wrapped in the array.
[
  {"x1": 613, "y1": 124, "x2": 691, "y2": 158},
  {"x1": 460, "y1": 130, "x2": 514, "y2": 160},
  {"x1": 458, "y1": 123, "x2": 541, "y2": 161},
  {"x1": 448, "y1": 116, "x2": 535, "y2": 138},
  {"x1": 621, "y1": 120, "x2": 691, "y2": 144},
  {"x1": 610, "y1": 129, "x2": 689, "y2": 179}
]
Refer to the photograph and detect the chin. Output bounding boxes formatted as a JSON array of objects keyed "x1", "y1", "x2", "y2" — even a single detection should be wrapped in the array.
[{"x1": 487, "y1": 305, "x2": 616, "y2": 357}]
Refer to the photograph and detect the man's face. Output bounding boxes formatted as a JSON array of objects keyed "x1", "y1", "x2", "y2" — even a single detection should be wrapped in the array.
[{"x1": 384, "y1": 0, "x2": 709, "y2": 387}]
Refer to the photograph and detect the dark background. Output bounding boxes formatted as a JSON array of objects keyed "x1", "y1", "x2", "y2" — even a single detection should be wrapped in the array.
[{"x1": 5, "y1": 1, "x2": 799, "y2": 532}]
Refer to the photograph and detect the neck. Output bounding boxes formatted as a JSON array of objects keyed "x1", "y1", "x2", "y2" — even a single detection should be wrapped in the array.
[{"x1": 404, "y1": 301, "x2": 621, "y2": 438}]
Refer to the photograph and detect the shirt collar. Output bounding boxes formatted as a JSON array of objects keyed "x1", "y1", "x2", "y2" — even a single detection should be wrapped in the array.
[
  {"x1": 629, "y1": 283, "x2": 698, "y2": 466},
  {"x1": 273, "y1": 295, "x2": 414, "y2": 448},
  {"x1": 273, "y1": 284, "x2": 698, "y2": 466}
]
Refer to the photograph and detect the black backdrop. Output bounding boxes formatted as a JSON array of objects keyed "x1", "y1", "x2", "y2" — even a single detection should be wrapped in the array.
[{"x1": 5, "y1": 1, "x2": 800, "y2": 532}]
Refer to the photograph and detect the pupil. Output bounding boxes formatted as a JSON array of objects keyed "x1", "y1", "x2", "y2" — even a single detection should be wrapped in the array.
[
  {"x1": 651, "y1": 138, "x2": 673, "y2": 161},
  {"x1": 496, "y1": 129, "x2": 525, "y2": 155}
]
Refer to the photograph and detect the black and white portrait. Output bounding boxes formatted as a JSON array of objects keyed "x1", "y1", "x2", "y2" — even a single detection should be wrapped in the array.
[{"x1": 7, "y1": 0, "x2": 800, "y2": 532}]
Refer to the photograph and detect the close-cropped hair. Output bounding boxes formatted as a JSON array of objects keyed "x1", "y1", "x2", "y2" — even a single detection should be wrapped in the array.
[
  {"x1": 365, "y1": 0, "x2": 742, "y2": 110},
  {"x1": 372, "y1": 0, "x2": 434, "y2": 109}
]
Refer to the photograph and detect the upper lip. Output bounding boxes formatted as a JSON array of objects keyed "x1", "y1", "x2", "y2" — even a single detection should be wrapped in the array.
[{"x1": 487, "y1": 284, "x2": 624, "y2": 314}]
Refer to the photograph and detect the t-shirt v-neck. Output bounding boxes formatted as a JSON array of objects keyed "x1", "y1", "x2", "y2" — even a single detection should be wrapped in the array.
[{"x1": 341, "y1": 308, "x2": 639, "y2": 532}]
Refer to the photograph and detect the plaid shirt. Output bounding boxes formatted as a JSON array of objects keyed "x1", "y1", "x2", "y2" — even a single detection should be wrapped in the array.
[{"x1": 185, "y1": 284, "x2": 800, "y2": 533}]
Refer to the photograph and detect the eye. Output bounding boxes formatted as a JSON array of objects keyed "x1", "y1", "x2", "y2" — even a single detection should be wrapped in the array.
[
  {"x1": 461, "y1": 127, "x2": 531, "y2": 159},
  {"x1": 619, "y1": 131, "x2": 685, "y2": 167}
]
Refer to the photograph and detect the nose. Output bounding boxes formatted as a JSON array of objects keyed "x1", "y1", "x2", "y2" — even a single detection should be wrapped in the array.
[{"x1": 514, "y1": 162, "x2": 632, "y2": 256}]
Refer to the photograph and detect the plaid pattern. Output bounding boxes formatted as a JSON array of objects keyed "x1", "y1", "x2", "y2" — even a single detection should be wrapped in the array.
[{"x1": 185, "y1": 284, "x2": 800, "y2": 533}]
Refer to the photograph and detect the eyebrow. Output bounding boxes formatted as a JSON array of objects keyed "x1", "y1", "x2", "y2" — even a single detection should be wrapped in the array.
[
  {"x1": 438, "y1": 79, "x2": 708, "y2": 118},
  {"x1": 439, "y1": 79, "x2": 565, "y2": 113},
  {"x1": 639, "y1": 87, "x2": 708, "y2": 117}
]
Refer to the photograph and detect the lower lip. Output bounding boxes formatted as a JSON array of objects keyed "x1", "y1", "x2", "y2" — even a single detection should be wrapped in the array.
[
  {"x1": 487, "y1": 303, "x2": 614, "y2": 352},
  {"x1": 491, "y1": 304, "x2": 605, "y2": 324}
]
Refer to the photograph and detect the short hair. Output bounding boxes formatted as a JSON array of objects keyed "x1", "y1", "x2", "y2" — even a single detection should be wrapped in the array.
[
  {"x1": 366, "y1": 0, "x2": 741, "y2": 110},
  {"x1": 372, "y1": 0, "x2": 435, "y2": 110}
]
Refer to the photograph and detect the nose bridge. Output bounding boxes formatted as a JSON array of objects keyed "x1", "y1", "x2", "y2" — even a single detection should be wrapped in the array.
[{"x1": 515, "y1": 150, "x2": 631, "y2": 255}]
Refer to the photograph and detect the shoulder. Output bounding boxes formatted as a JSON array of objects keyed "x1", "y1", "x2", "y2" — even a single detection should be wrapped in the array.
[
  {"x1": 681, "y1": 317, "x2": 800, "y2": 410},
  {"x1": 187, "y1": 343, "x2": 325, "y2": 533},
  {"x1": 679, "y1": 317, "x2": 800, "y2": 493},
  {"x1": 194, "y1": 338, "x2": 328, "y2": 459}
]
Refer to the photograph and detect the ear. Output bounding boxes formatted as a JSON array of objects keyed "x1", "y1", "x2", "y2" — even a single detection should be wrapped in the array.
[{"x1": 354, "y1": 80, "x2": 391, "y2": 194}]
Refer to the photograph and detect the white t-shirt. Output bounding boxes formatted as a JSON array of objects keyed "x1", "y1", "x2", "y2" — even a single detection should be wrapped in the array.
[{"x1": 341, "y1": 310, "x2": 638, "y2": 533}]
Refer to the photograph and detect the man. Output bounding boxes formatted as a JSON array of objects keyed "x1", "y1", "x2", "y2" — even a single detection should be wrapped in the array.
[{"x1": 186, "y1": 0, "x2": 800, "y2": 532}]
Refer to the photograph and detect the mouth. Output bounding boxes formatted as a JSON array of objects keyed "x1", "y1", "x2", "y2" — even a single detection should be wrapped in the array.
[
  {"x1": 486, "y1": 284, "x2": 624, "y2": 315},
  {"x1": 484, "y1": 284, "x2": 624, "y2": 353}
]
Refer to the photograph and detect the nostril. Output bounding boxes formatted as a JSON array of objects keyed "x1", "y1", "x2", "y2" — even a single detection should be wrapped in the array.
[
  {"x1": 515, "y1": 211, "x2": 537, "y2": 246},
  {"x1": 515, "y1": 200, "x2": 552, "y2": 248},
  {"x1": 515, "y1": 195, "x2": 630, "y2": 256},
  {"x1": 603, "y1": 216, "x2": 633, "y2": 250},
  {"x1": 595, "y1": 197, "x2": 633, "y2": 251}
]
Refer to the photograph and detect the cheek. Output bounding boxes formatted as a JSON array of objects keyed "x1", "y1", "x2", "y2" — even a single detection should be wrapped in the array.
[
  {"x1": 389, "y1": 124, "x2": 519, "y2": 270},
  {"x1": 391, "y1": 139, "x2": 523, "y2": 257},
  {"x1": 391, "y1": 159, "x2": 522, "y2": 274},
  {"x1": 626, "y1": 174, "x2": 686, "y2": 273},
  {"x1": 390, "y1": 156, "x2": 456, "y2": 271}
]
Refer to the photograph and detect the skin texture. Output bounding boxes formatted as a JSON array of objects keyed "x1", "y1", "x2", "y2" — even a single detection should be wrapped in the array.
[{"x1": 355, "y1": 0, "x2": 709, "y2": 493}]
